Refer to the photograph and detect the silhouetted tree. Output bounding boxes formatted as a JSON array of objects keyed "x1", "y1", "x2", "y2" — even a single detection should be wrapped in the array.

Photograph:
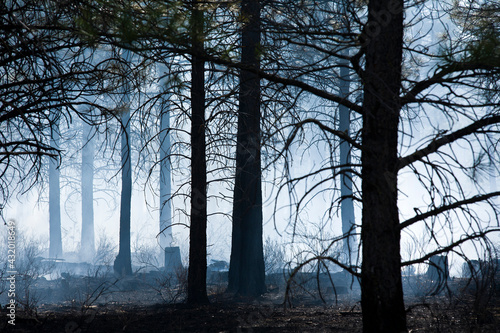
[
  {"x1": 187, "y1": 0, "x2": 209, "y2": 305},
  {"x1": 114, "y1": 47, "x2": 134, "y2": 277},
  {"x1": 264, "y1": 1, "x2": 500, "y2": 332},
  {"x1": 228, "y1": 0, "x2": 266, "y2": 298},
  {"x1": 359, "y1": 0, "x2": 406, "y2": 331}
]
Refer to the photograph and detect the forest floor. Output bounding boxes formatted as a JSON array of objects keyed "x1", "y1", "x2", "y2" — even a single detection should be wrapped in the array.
[
  {"x1": 1, "y1": 273, "x2": 499, "y2": 332},
  {"x1": 1, "y1": 295, "x2": 500, "y2": 332}
]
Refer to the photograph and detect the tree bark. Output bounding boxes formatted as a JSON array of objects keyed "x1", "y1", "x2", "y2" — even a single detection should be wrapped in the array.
[
  {"x1": 360, "y1": 0, "x2": 406, "y2": 332},
  {"x1": 228, "y1": 0, "x2": 266, "y2": 297},
  {"x1": 187, "y1": 0, "x2": 209, "y2": 305}
]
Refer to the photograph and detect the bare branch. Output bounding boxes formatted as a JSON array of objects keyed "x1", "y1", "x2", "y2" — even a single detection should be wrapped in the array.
[
  {"x1": 398, "y1": 114, "x2": 500, "y2": 170},
  {"x1": 401, "y1": 229, "x2": 500, "y2": 267},
  {"x1": 400, "y1": 191, "x2": 500, "y2": 230}
]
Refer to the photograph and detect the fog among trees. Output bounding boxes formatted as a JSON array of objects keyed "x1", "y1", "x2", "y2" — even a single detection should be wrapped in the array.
[{"x1": 1, "y1": 0, "x2": 500, "y2": 332}]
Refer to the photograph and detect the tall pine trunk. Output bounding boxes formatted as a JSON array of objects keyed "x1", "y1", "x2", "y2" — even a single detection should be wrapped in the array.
[
  {"x1": 159, "y1": 96, "x2": 173, "y2": 261},
  {"x1": 49, "y1": 115, "x2": 62, "y2": 259},
  {"x1": 187, "y1": 0, "x2": 209, "y2": 304},
  {"x1": 360, "y1": 0, "x2": 406, "y2": 332},
  {"x1": 80, "y1": 120, "x2": 95, "y2": 262},
  {"x1": 228, "y1": 0, "x2": 266, "y2": 297},
  {"x1": 114, "y1": 48, "x2": 133, "y2": 277},
  {"x1": 338, "y1": 54, "x2": 356, "y2": 265},
  {"x1": 158, "y1": 64, "x2": 173, "y2": 267}
]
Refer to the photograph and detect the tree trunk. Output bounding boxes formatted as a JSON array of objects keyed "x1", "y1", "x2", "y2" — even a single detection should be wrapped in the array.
[
  {"x1": 80, "y1": 120, "x2": 95, "y2": 262},
  {"x1": 360, "y1": 0, "x2": 406, "y2": 332},
  {"x1": 49, "y1": 115, "x2": 63, "y2": 259},
  {"x1": 187, "y1": 0, "x2": 209, "y2": 305},
  {"x1": 158, "y1": 64, "x2": 173, "y2": 267},
  {"x1": 338, "y1": 53, "x2": 357, "y2": 265},
  {"x1": 114, "y1": 48, "x2": 133, "y2": 277},
  {"x1": 228, "y1": 0, "x2": 266, "y2": 297},
  {"x1": 159, "y1": 100, "x2": 173, "y2": 259}
]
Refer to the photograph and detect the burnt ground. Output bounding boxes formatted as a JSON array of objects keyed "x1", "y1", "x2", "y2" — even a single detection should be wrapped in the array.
[
  {"x1": 1, "y1": 295, "x2": 499, "y2": 332},
  {"x1": 1, "y1": 272, "x2": 499, "y2": 332}
]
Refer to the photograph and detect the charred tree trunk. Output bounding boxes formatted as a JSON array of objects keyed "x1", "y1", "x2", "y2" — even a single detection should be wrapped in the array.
[
  {"x1": 49, "y1": 114, "x2": 62, "y2": 259},
  {"x1": 228, "y1": 0, "x2": 266, "y2": 297},
  {"x1": 360, "y1": 0, "x2": 406, "y2": 332},
  {"x1": 187, "y1": 0, "x2": 209, "y2": 305},
  {"x1": 114, "y1": 49, "x2": 133, "y2": 277},
  {"x1": 80, "y1": 120, "x2": 95, "y2": 262}
]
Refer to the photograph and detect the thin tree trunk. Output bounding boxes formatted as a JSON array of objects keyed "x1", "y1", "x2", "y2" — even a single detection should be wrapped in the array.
[
  {"x1": 80, "y1": 120, "x2": 95, "y2": 262},
  {"x1": 360, "y1": 0, "x2": 406, "y2": 332},
  {"x1": 114, "y1": 48, "x2": 133, "y2": 277},
  {"x1": 159, "y1": 95, "x2": 173, "y2": 264},
  {"x1": 338, "y1": 54, "x2": 356, "y2": 265},
  {"x1": 49, "y1": 115, "x2": 62, "y2": 259},
  {"x1": 228, "y1": 0, "x2": 266, "y2": 297},
  {"x1": 187, "y1": 0, "x2": 209, "y2": 304},
  {"x1": 158, "y1": 63, "x2": 173, "y2": 267}
]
